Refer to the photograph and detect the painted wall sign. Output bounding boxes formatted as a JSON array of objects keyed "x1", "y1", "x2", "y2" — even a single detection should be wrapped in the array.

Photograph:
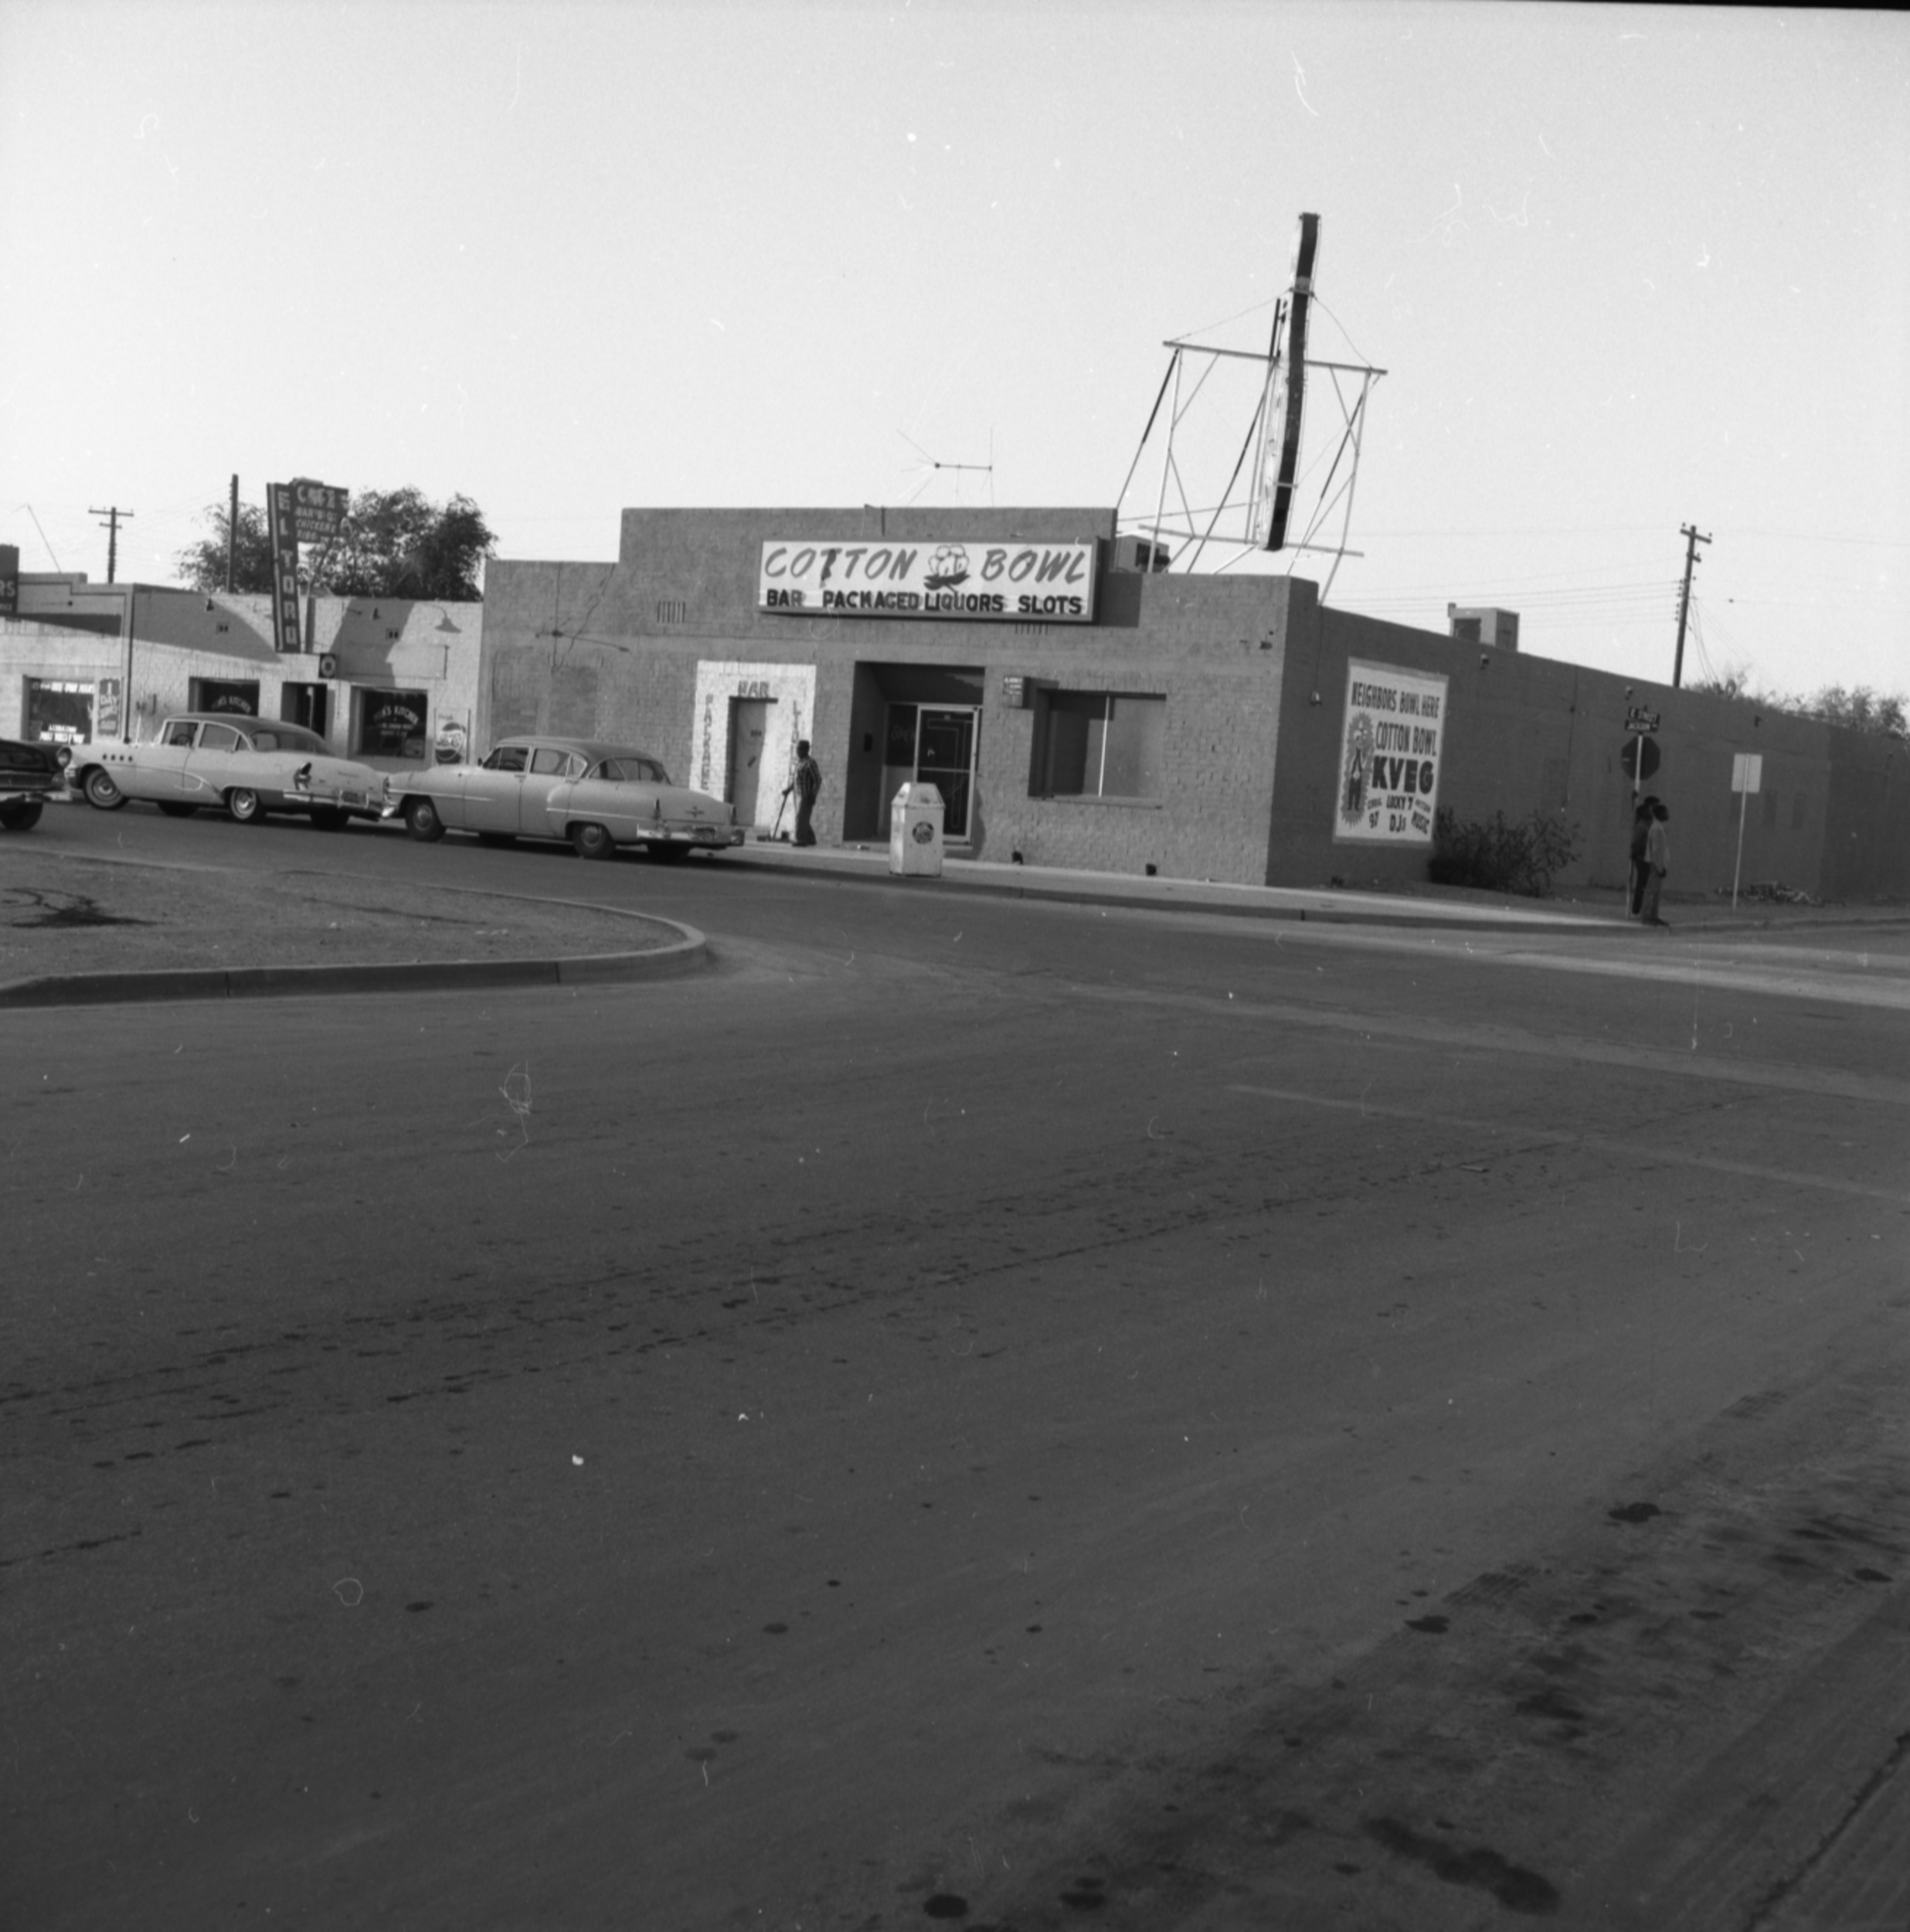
[
  {"x1": 688, "y1": 661, "x2": 817, "y2": 829},
  {"x1": 757, "y1": 539, "x2": 1096, "y2": 623},
  {"x1": 1333, "y1": 659, "x2": 1448, "y2": 845}
]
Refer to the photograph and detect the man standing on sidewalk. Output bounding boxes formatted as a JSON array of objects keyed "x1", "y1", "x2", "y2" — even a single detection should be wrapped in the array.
[
  {"x1": 786, "y1": 740, "x2": 822, "y2": 847},
  {"x1": 1640, "y1": 801, "x2": 1671, "y2": 927}
]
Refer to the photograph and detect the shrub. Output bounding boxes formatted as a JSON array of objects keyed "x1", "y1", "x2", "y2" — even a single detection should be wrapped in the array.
[{"x1": 1429, "y1": 807, "x2": 1582, "y2": 897}]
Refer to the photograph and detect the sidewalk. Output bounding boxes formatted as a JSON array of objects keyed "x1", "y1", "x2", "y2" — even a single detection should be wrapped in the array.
[{"x1": 720, "y1": 836, "x2": 1907, "y2": 937}]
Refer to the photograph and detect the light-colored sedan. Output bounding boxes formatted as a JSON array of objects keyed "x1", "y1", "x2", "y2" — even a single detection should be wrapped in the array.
[
  {"x1": 394, "y1": 736, "x2": 745, "y2": 860},
  {"x1": 73, "y1": 715, "x2": 393, "y2": 828}
]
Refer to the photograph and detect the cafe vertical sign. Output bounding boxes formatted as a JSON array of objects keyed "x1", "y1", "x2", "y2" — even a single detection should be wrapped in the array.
[{"x1": 266, "y1": 478, "x2": 348, "y2": 653}]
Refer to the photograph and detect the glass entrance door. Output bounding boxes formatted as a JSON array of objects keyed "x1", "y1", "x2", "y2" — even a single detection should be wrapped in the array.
[{"x1": 916, "y1": 707, "x2": 978, "y2": 839}]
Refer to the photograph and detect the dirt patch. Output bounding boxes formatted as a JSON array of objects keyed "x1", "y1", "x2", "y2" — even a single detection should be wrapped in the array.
[{"x1": 0, "y1": 854, "x2": 678, "y2": 985}]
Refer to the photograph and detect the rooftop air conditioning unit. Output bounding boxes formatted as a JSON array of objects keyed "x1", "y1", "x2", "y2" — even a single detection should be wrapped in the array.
[
  {"x1": 1113, "y1": 536, "x2": 1173, "y2": 574},
  {"x1": 1447, "y1": 604, "x2": 1520, "y2": 651}
]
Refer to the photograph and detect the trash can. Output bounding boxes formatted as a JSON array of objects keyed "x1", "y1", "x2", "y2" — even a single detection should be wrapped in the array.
[{"x1": 889, "y1": 781, "x2": 945, "y2": 877}]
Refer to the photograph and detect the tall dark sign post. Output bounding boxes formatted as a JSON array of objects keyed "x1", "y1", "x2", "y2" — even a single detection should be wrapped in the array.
[
  {"x1": 1623, "y1": 704, "x2": 1661, "y2": 799},
  {"x1": 1259, "y1": 211, "x2": 1320, "y2": 553},
  {"x1": 266, "y1": 483, "x2": 301, "y2": 654},
  {"x1": 266, "y1": 478, "x2": 348, "y2": 653}
]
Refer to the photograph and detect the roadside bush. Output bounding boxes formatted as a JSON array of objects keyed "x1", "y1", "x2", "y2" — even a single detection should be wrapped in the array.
[{"x1": 1429, "y1": 807, "x2": 1582, "y2": 897}]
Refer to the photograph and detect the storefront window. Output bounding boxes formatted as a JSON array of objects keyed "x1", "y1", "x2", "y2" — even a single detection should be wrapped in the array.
[
  {"x1": 1035, "y1": 692, "x2": 1164, "y2": 800},
  {"x1": 189, "y1": 678, "x2": 259, "y2": 716},
  {"x1": 25, "y1": 678, "x2": 93, "y2": 745},
  {"x1": 355, "y1": 689, "x2": 429, "y2": 760}
]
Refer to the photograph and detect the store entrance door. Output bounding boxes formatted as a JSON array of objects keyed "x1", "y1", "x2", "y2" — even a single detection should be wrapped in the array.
[
  {"x1": 280, "y1": 683, "x2": 330, "y2": 738},
  {"x1": 916, "y1": 707, "x2": 978, "y2": 840},
  {"x1": 728, "y1": 697, "x2": 773, "y2": 828}
]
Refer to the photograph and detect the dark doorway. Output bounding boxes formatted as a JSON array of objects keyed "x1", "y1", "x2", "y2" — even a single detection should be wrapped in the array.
[
  {"x1": 280, "y1": 682, "x2": 330, "y2": 738},
  {"x1": 728, "y1": 697, "x2": 773, "y2": 828},
  {"x1": 916, "y1": 707, "x2": 979, "y2": 839}
]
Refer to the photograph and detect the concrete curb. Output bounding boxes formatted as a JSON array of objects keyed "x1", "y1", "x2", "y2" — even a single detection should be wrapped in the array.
[
  {"x1": 0, "y1": 927, "x2": 710, "y2": 1009},
  {"x1": 720, "y1": 845, "x2": 1909, "y2": 937},
  {"x1": 717, "y1": 849, "x2": 1621, "y2": 935}
]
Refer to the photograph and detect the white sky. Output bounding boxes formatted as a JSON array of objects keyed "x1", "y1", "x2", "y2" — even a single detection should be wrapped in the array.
[{"x1": 3, "y1": 1, "x2": 1905, "y2": 699}]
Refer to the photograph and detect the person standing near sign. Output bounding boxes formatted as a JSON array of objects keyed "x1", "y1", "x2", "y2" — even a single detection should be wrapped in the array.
[
  {"x1": 785, "y1": 740, "x2": 822, "y2": 847},
  {"x1": 1640, "y1": 801, "x2": 1671, "y2": 927},
  {"x1": 1628, "y1": 794, "x2": 1660, "y2": 917}
]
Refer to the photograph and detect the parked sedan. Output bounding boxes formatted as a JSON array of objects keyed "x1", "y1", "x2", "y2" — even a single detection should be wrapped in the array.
[
  {"x1": 73, "y1": 715, "x2": 393, "y2": 828},
  {"x1": 0, "y1": 736, "x2": 70, "y2": 831},
  {"x1": 394, "y1": 736, "x2": 745, "y2": 859}
]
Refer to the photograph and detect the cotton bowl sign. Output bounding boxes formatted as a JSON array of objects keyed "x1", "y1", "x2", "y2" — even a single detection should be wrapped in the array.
[
  {"x1": 1334, "y1": 659, "x2": 1447, "y2": 845},
  {"x1": 759, "y1": 539, "x2": 1096, "y2": 623}
]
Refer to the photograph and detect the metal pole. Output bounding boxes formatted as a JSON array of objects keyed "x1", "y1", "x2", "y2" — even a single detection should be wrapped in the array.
[
  {"x1": 226, "y1": 474, "x2": 239, "y2": 592},
  {"x1": 1151, "y1": 349, "x2": 1183, "y2": 563},
  {"x1": 1673, "y1": 521, "x2": 1711, "y2": 688},
  {"x1": 1318, "y1": 372, "x2": 1375, "y2": 607},
  {"x1": 1732, "y1": 785, "x2": 1748, "y2": 910}
]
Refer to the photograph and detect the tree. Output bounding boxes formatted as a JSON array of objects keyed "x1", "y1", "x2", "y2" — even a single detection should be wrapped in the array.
[
  {"x1": 1691, "y1": 672, "x2": 1907, "y2": 736},
  {"x1": 175, "y1": 488, "x2": 495, "y2": 601},
  {"x1": 322, "y1": 488, "x2": 495, "y2": 602},
  {"x1": 175, "y1": 502, "x2": 275, "y2": 594}
]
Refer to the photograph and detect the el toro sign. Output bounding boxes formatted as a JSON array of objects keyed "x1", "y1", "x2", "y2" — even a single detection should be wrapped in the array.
[{"x1": 759, "y1": 539, "x2": 1097, "y2": 623}]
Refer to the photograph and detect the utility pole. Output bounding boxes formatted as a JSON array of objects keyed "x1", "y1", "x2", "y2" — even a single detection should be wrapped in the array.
[
  {"x1": 89, "y1": 505, "x2": 135, "y2": 585},
  {"x1": 1672, "y1": 520, "x2": 1711, "y2": 689},
  {"x1": 226, "y1": 474, "x2": 240, "y2": 593}
]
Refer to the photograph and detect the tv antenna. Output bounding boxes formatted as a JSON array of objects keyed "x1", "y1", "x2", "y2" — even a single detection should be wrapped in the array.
[
  {"x1": 898, "y1": 430, "x2": 994, "y2": 506},
  {"x1": 1114, "y1": 213, "x2": 1385, "y2": 601}
]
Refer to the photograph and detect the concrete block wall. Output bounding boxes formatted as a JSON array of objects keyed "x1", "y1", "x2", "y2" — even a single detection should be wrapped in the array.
[
  {"x1": 977, "y1": 570, "x2": 1291, "y2": 882},
  {"x1": 1272, "y1": 600, "x2": 1864, "y2": 898}
]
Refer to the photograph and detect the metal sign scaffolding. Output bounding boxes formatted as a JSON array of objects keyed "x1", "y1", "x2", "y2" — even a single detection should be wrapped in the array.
[{"x1": 1114, "y1": 216, "x2": 1385, "y2": 604}]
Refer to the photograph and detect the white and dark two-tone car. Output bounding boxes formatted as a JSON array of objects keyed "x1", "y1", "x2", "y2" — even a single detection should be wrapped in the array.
[
  {"x1": 72, "y1": 715, "x2": 393, "y2": 828},
  {"x1": 393, "y1": 736, "x2": 745, "y2": 860}
]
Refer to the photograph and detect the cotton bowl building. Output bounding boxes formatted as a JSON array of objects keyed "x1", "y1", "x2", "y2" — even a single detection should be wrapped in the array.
[{"x1": 167, "y1": 505, "x2": 1910, "y2": 901}]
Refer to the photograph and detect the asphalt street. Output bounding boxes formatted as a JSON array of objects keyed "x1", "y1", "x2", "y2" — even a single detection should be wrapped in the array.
[{"x1": 5, "y1": 807, "x2": 1908, "y2": 1931}]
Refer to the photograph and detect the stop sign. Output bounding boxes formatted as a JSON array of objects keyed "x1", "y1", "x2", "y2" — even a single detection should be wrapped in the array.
[{"x1": 1621, "y1": 736, "x2": 1661, "y2": 781}]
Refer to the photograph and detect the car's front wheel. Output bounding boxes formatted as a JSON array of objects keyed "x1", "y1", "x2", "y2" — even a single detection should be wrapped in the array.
[
  {"x1": 0, "y1": 800, "x2": 44, "y2": 832},
  {"x1": 404, "y1": 797, "x2": 447, "y2": 842},
  {"x1": 570, "y1": 821, "x2": 617, "y2": 860},
  {"x1": 226, "y1": 787, "x2": 265, "y2": 824},
  {"x1": 82, "y1": 767, "x2": 126, "y2": 811}
]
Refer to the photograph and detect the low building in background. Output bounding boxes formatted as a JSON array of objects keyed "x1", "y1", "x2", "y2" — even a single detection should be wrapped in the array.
[{"x1": 0, "y1": 574, "x2": 481, "y2": 778}]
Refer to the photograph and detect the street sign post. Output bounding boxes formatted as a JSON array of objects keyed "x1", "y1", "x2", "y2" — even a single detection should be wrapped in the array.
[
  {"x1": 1730, "y1": 752, "x2": 1763, "y2": 910},
  {"x1": 1623, "y1": 707, "x2": 1661, "y2": 797}
]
